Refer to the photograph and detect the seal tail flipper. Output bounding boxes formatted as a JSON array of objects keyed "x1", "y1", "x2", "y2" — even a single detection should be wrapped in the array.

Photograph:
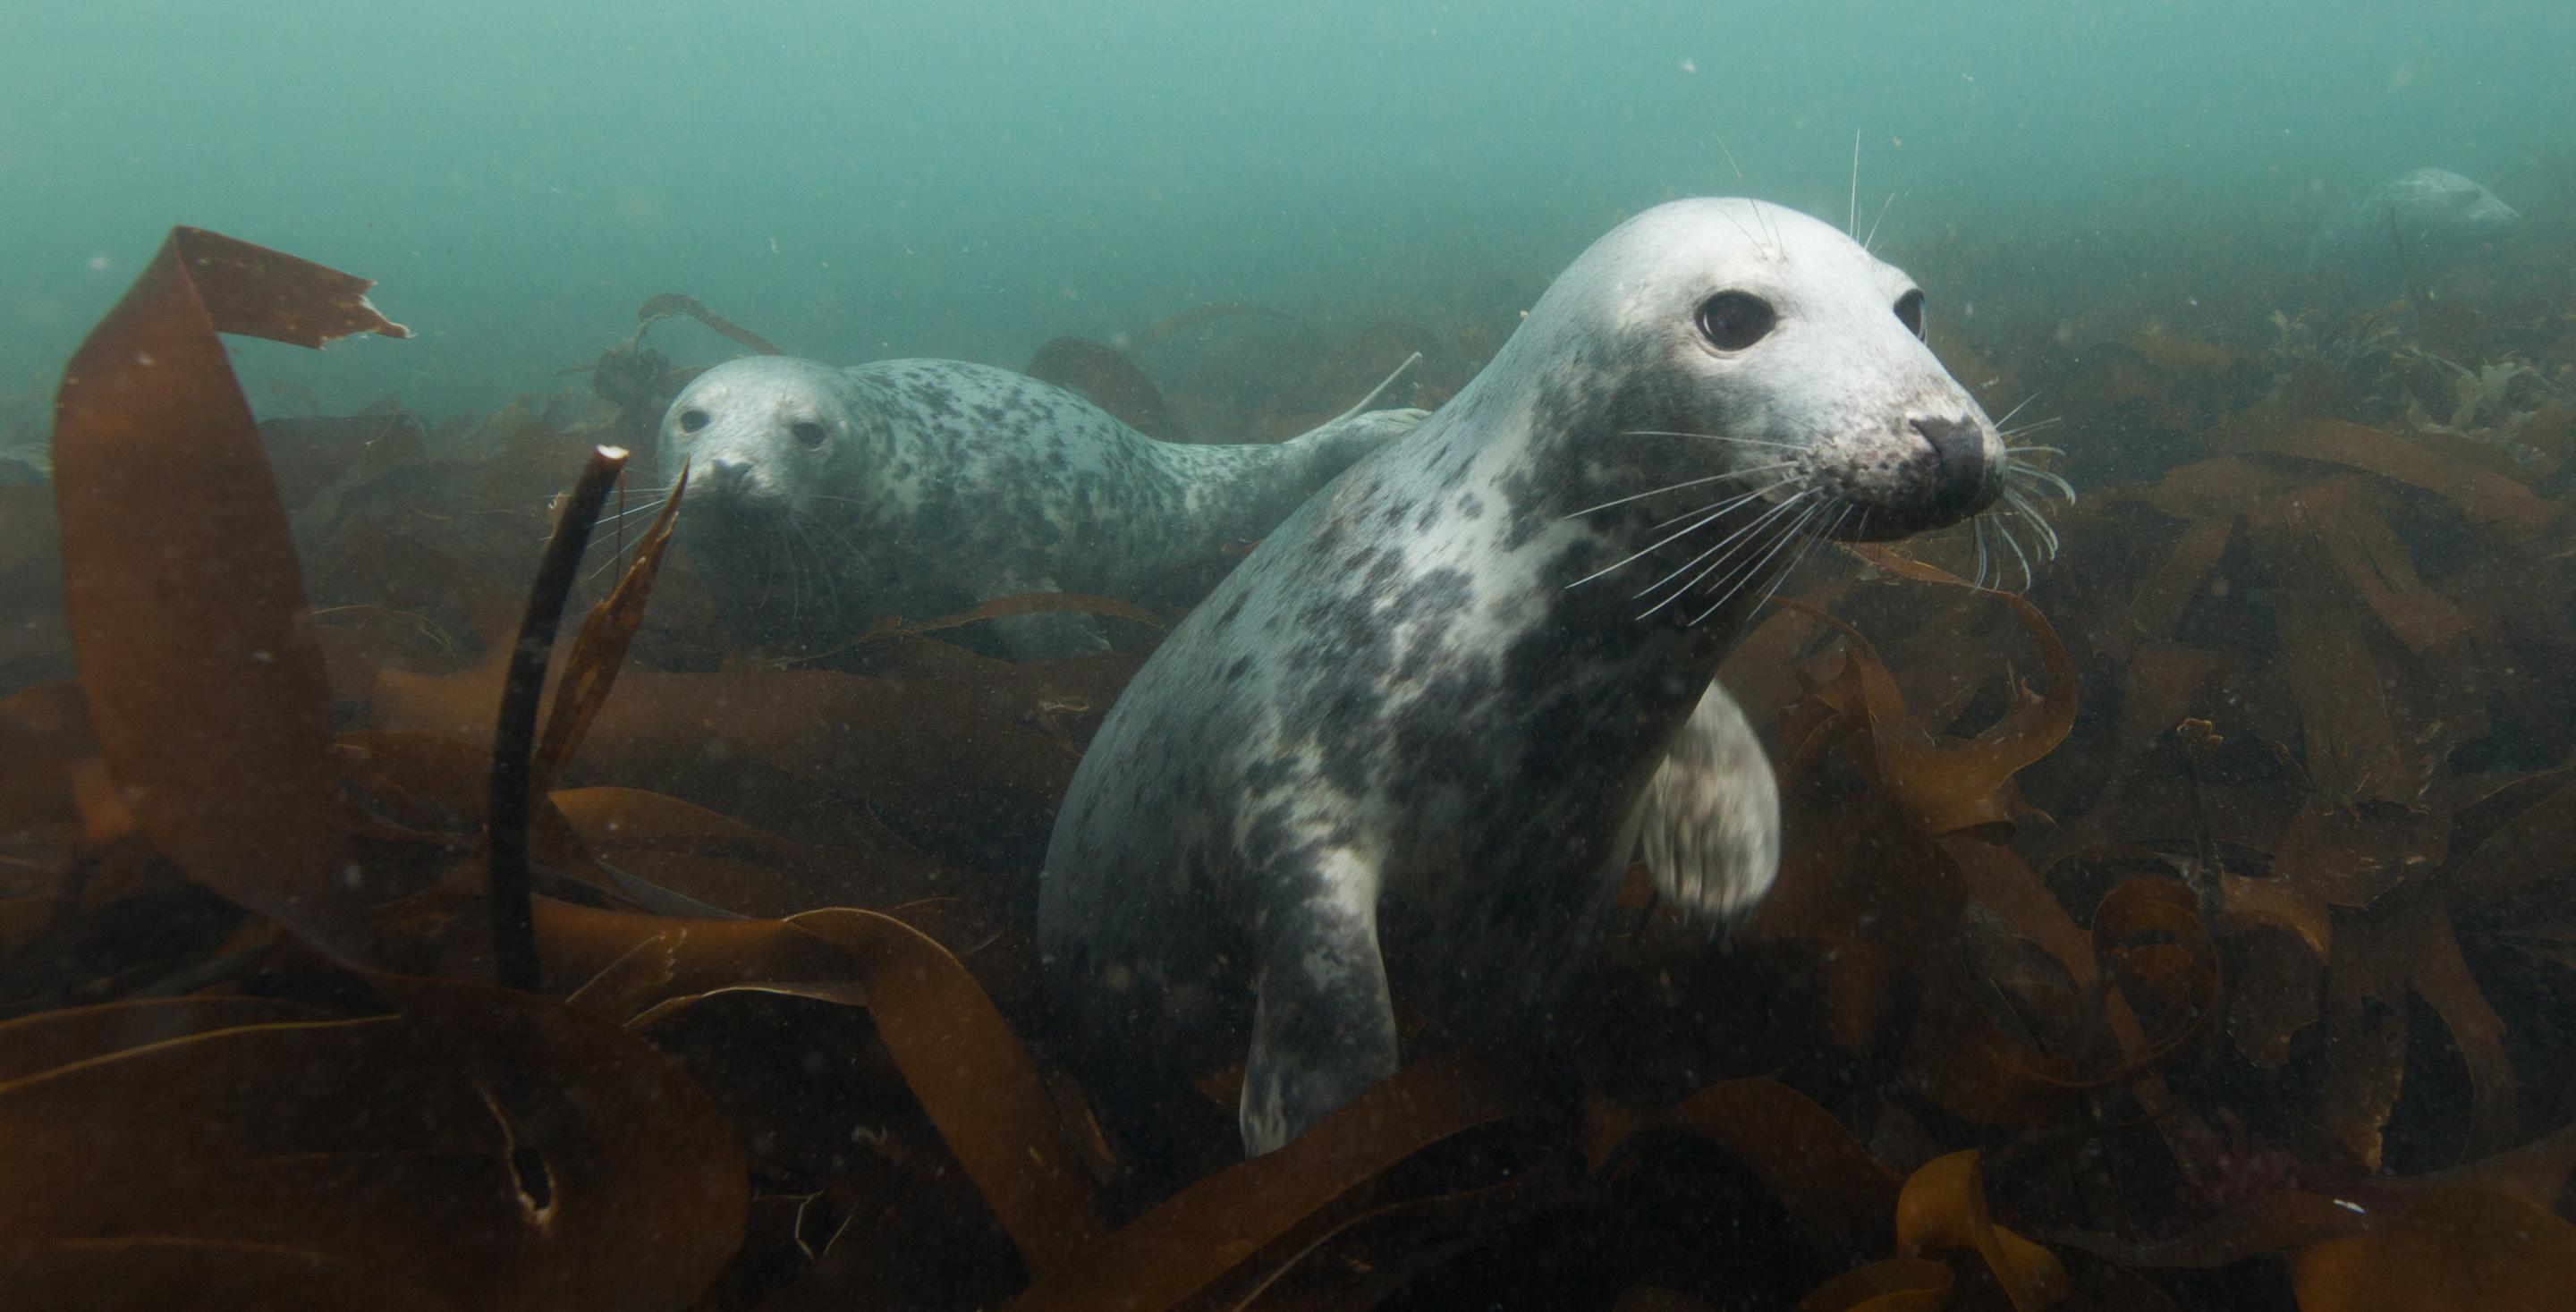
[
  {"x1": 1633, "y1": 680, "x2": 1782, "y2": 933},
  {"x1": 1239, "y1": 856, "x2": 1401, "y2": 1155}
]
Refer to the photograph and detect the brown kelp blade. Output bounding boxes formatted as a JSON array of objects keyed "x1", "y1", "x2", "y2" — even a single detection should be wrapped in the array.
[
  {"x1": 530, "y1": 464, "x2": 688, "y2": 792},
  {"x1": 1795, "y1": 547, "x2": 2078, "y2": 835},
  {"x1": 0, "y1": 974, "x2": 746, "y2": 1311},
  {"x1": 1003, "y1": 1048, "x2": 1542, "y2": 1311},
  {"x1": 50, "y1": 228, "x2": 406, "y2": 964},
  {"x1": 469, "y1": 896, "x2": 1105, "y2": 1275},
  {"x1": 632, "y1": 292, "x2": 782, "y2": 357},
  {"x1": 1025, "y1": 336, "x2": 1191, "y2": 441},
  {"x1": 2291, "y1": 1188, "x2": 2576, "y2": 1311},
  {"x1": 1893, "y1": 1150, "x2": 2067, "y2": 1312}
]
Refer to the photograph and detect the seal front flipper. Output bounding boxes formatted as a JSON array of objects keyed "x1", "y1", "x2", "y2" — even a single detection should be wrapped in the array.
[
  {"x1": 1238, "y1": 858, "x2": 1401, "y2": 1155},
  {"x1": 1633, "y1": 680, "x2": 1782, "y2": 931}
]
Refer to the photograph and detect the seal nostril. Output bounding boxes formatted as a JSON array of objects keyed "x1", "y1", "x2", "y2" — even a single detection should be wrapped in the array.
[
  {"x1": 707, "y1": 456, "x2": 753, "y2": 493},
  {"x1": 679, "y1": 409, "x2": 709, "y2": 434},
  {"x1": 1911, "y1": 415, "x2": 1987, "y2": 516}
]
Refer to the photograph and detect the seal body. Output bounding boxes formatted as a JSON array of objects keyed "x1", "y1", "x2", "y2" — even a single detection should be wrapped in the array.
[
  {"x1": 2306, "y1": 168, "x2": 2521, "y2": 295},
  {"x1": 657, "y1": 356, "x2": 1423, "y2": 658},
  {"x1": 1040, "y1": 198, "x2": 2015, "y2": 1163}
]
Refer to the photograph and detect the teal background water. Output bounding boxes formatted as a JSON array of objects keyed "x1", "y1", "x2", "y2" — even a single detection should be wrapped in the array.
[{"x1": 3, "y1": 1, "x2": 2569, "y2": 419}]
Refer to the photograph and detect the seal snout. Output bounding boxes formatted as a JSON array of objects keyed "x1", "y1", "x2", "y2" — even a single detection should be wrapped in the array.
[
  {"x1": 702, "y1": 455, "x2": 752, "y2": 494},
  {"x1": 1911, "y1": 414, "x2": 1994, "y2": 521},
  {"x1": 682, "y1": 453, "x2": 787, "y2": 539}
]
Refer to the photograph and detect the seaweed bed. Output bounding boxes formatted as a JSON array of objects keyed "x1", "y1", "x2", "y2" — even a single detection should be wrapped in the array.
[{"x1": 2, "y1": 214, "x2": 2575, "y2": 1311}]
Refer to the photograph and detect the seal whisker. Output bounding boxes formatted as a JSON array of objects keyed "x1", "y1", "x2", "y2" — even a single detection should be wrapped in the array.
[
  {"x1": 2001, "y1": 416, "x2": 2065, "y2": 440},
  {"x1": 1685, "y1": 498, "x2": 1826, "y2": 627},
  {"x1": 1563, "y1": 461, "x2": 1795, "y2": 520},
  {"x1": 1994, "y1": 514, "x2": 2037, "y2": 592},
  {"x1": 1567, "y1": 477, "x2": 1808, "y2": 591},
  {"x1": 1631, "y1": 487, "x2": 1817, "y2": 609},
  {"x1": 1863, "y1": 190, "x2": 1901, "y2": 253},
  {"x1": 2014, "y1": 487, "x2": 2062, "y2": 551},
  {"x1": 2005, "y1": 464, "x2": 2079, "y2": 504},
  {"x1": 788, "y1": 516, "x2": 842, "y2": 617},
  {"x1": 782, "y1": 521, "x2": 810, "y2": 622},
  {"x1": 1639, "y1": 474, "x2": 1805, "y2": 534},
  {"x1": 1751, "y1": 501, "x2": 1851, "y2": 618},
  {"x1": 2002, "y1": 487, "x2": 2062, "y2": 559},
  {"x1": 754, "y1": 526, "x2": 781, "y2": 614},
  {"x1": 1621, "y1": 428, "x2": 1809, "y2": 451},
  {"x1": 599, "y1": 496, "x2": 673, "y2": 523},
  {"x1": 1992, "y1": 393, "x2": 2044, "y2": 430},
  {"x1": 1848, "y1": 127, "x2": 1862, "y2": 238},
  {"x1": 797, "y1": 511, "x2": 867, "y2": 564},
  {"x1": 1640, "y1": 493, "x2": 1814, "y2": 617},
  {"x1": 1971, "y1": 514, "x2": 1994, "y2": 589}
]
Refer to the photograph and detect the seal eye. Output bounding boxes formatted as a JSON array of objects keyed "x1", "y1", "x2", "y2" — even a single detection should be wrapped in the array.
[
  {"x1": 678, "y1": 409, "x2": 709, "y2": 435},
  {"x1": 791, "y1": 420, "x2": 828, "y2": 450},
  {"x1": 1695, "y1": 292, "x2": 1775, "y2": 351},
  {"x1": 1894, "y1": 290, "x2": 1926, "y2": 339}
]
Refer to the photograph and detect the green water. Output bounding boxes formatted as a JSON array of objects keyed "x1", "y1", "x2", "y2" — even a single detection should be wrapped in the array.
[{"x1": 4, "y1": 0, "x2": 2567, "y2": 419}]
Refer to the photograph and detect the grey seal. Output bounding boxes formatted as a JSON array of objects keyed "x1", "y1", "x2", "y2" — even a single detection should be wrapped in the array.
[
  {"x1": 1039, "y1": 197, "x2": 2052, "y2": 1164},
  {"x1": 655, "y1": 355, "x2": 1425, "y2": 659},
  {"x1": 2305, "y1": 167, "x2": 2522, "y2": 295}
]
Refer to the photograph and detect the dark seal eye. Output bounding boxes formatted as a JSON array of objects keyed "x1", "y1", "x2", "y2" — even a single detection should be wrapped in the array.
[
  {"x1": 1695, "y1": 292, "x2": 1776, "y2": 351},
  {"x1": 678, "y1": 409, "x2": 709, "y2": 434},
  {"x1": 791, "y1": 420, "x2": 828, "y2": 449},
  {"x1": 1894, "y1": 290, "x2": 1926, "y2": 339}
]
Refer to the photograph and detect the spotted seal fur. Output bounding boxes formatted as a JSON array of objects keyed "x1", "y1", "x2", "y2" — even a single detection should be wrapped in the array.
[
  {"x1": 2305, "y1": 167, "x2": 2522, "y2": 295},
  {"x1": 656, "y1": 355, "x2": 1426, "y2": 658},
  {"x1": 1040, "y1": 197, "x2": 2047, "y2": 1164}
]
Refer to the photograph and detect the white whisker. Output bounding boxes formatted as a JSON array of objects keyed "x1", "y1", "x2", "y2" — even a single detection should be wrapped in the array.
[
  {"x1": 2004, "y1": 464, "x2": 2078, "y2": 504},
  {"x1": 1563, "y1": 461, "x2": 1794, "y2": 519},
  {"x1": 1687, "y1": 499, "x2": 1825, "y2": 627},
  {"x1": 2004, "y1": 487, "x2": 2061, "y2": 559},
  {"x1": 1641, "y1": 475, "x2": 1801, "y2": 533},
  {"x1": 757, "y1": 529, "x2": 780, "y2": 613},
  {"x1": 1754, "y1": 502, "x2": 1850, "y2": 616},
  {"x1": 1995, "y1": 515, "x2": 2035, "y2": 592},
  {"x1": 1634, "y1": 489, "x2": 1816, "y2": 609},
  {"x1": 1567, "y1": 478, "x2": 1808, "y2": 591},
  {"x1": 599, "y1": 496, "x2": 674, "y2": 522},
  {"x1": 1848, "y1": 127, "x2": 1862, "y2": 238},
  {"x1": 1622, "y1": 428, "x2": 1809, "y2": 451},
  {"x1": 1993, "y1": 393, "x2": 2043, "y2": 430},
  {"x1": 1863, "y1": 190, "x2": 1900, "y2": 252}
]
